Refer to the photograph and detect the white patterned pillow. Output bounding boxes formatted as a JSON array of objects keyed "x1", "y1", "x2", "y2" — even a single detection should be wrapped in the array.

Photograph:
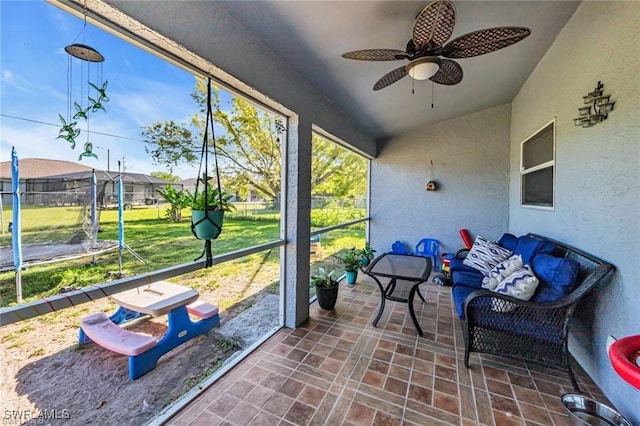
[
  {"x1": 482, "y1": 254, "x2": 523, "y2": 290},
  {"x1": 494, "y1": 264, "x2": 539, "y2": 301},
  {"x1": 463, "y1": 235, "x2": 512, "y2": 276}
]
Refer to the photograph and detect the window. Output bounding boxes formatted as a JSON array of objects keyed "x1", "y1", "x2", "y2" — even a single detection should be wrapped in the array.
[
  {"x1": 309, "y1": 130, "x2": 370, "y2": 300},
  {"x1": 521, "y1": 120, "x2": 555, "y2": 208}
]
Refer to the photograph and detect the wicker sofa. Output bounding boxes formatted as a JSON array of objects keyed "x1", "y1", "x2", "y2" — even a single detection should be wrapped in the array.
[{"x1": 450, "y1": 233, "x2": 614, "y2": 391}]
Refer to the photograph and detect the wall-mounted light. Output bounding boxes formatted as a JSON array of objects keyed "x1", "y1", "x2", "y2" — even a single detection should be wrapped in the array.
[{"x1": 573, "y1": 81, "x2": 615, "y2": 128}]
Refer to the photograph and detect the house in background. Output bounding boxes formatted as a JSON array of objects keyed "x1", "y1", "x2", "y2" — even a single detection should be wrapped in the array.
[
  {"x1": 177, "y1": 177, "x2": 197, "y2": 196},
  {"x1": 0, "y1": 158, "x2": 180, "y2": 207},
  {"x1": 0, "y1": 158, "x2": 93, "y2": 206}
]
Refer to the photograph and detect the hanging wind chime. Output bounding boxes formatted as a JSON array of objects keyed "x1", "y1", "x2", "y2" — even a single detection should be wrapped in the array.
[
  {"x1": 191, "y1": 77, "x2": 227, "y2": 267},
  {"x1": 57, "y1": 3, "x2": 108, "y2": 161}
]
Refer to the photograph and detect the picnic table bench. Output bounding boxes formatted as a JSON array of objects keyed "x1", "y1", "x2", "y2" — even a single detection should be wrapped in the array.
[{"x1": 79, "y1": 281, "x2": 220, "y2": 379}]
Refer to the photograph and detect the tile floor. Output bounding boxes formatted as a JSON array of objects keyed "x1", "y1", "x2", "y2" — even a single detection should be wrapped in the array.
[{"x1": 168, "y1": 274, "x2": 609, "y2": 425}]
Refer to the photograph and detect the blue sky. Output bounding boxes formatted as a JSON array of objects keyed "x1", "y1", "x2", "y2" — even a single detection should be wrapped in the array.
[{"x1": 0, "y1": 0, "x2": 211, "y2": 179}]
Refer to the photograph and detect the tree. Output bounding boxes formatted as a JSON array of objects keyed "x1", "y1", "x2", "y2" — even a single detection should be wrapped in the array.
[
  {"x1": 141, "y1": 120, "x2": 197, "y2": 173},
  {"x1": 156, "y1": 185, "x2": 189, "y2": 222},
  {"x1": 191, "y1": 78, "x2": 283, "y2": 205},
  {"x1": 141, "y1": 77, "x2": 367, "y2": 205},
  {"x1": 150, "y1": 171, "x2": 181, "y2": 182},
  {"x1": 311, "y1": 133, "x2": 367, "y2": 198}
]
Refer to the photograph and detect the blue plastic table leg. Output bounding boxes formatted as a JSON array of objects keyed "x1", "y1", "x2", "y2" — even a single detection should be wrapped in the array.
[
  {"x1": 127, "y1": 306, "x2": 220, "y2": 380},
  {"x1": 109, "y1": 306, "x2": 146, "y2": 325},
  {"x1": 78, "y1": 306, "x2": 145, "y2": 345}
]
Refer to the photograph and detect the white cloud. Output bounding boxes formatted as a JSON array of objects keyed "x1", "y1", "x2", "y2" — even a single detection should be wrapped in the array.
[{"x1": 1, "y1": 69, "x2": 37, "y2": 96}]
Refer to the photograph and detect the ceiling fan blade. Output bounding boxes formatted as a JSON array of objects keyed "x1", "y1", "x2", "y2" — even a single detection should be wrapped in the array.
[
  {"x1": 442, "y1": 27, "x2": 531, "y2": 59},
  {"x1": 429, "y1": 59, "x2": 463, "y2": 85},
  {"x1": 412, "y1": 0, "x2": 456, "y2": 49},
  {"x1": 342, "y1": 49, "x2": 408, "y2": 61},
  {"x1": 373, "y1": 66, "x2": 408, "y2": 91}
]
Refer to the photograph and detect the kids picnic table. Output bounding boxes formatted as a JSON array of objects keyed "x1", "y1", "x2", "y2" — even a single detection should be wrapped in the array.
[{"x1": 79, "y1": 281, "x2": 219, "y2": 379}]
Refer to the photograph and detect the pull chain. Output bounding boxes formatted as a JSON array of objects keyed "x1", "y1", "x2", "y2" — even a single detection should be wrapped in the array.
[{"x1": 431, "y1": 81, "x2": 434, "y2": 109}]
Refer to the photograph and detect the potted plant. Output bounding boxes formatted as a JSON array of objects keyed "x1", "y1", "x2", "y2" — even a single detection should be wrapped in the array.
[
  {"x1": 312, "y1": 267, "x2": 339, "y2": 310},
  {"x1": 359, "y1": 242, "x2": 376, "y2": 268},
  {"x1": 189, "y1": 177, "x2": 235, "y2": 240},
  {"x1": 334, "y1": 248, "x2": 360, "y2": 285}
]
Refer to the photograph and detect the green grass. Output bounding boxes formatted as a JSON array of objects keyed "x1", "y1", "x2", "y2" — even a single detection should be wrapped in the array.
[{"x1": 0, "y1": 205, "x2": 366, "y2": 307}]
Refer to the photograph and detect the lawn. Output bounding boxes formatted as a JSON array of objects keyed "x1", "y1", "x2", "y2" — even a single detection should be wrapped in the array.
[
  {"x1": 0, "y1": 204, "x2": 366, "y2": 424},
  {"x1": 0, "y1": 205, "x2": 365, "y2": 307}
]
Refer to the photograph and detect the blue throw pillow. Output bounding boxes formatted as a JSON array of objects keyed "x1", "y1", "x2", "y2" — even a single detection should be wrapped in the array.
[
  {"x1": 531, "y1": 254, "x2": 580, "y2": 303},
  {"x1": 498, "y1": 233, "x2": 518, "y2": 251},
  {"x1": 513, "y1": 236, "x2": 556, "y2": 265}
]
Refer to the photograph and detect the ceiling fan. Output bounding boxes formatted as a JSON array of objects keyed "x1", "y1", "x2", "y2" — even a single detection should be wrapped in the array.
[{"x1": 342, "y1": 0, "x2": 531, "y2": 91}]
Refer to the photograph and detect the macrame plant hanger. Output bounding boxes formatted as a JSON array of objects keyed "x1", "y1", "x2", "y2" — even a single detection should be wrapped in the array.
[{"x1": 191, "y1": 77, "x2": 224, "y2": 267}]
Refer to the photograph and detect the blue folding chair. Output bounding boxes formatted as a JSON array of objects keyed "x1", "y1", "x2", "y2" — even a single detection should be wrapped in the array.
[
  {"x1": 416, "y1": 238, "x2": 439, "y2": 269},
  {"x1": 391, "y1": 240, "x2": 409, "y2": 255}
]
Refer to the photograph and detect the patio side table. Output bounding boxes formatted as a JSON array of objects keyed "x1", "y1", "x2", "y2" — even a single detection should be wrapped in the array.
[{"x1": 364, "y1": 253, "x2": 432, "y2": 335}]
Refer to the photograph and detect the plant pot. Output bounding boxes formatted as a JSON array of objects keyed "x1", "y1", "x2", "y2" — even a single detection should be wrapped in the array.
[
  {"x1": 191, "y1": 210, "x2": 224, "y2": 240},
  {"x1": 315, "y1": 284, "x2": 339, "y2": 310},
  {"x1": 345, "y1": 270, "x2": 358, "y2": 285},
  {"x1": 360, "y1": 256, "x2": 370, "y2": 268}
]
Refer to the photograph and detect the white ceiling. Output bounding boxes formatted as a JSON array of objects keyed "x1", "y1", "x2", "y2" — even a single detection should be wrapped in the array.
[
  {"x1": 100, "y1": 0, "x2": 581, "y2": 141},
  {"x1": 213, "y1": 1, "x2": 580, "y2": 140}
]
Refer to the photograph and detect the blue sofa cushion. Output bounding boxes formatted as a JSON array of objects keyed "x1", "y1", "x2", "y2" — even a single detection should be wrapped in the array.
[
  {"x1": 451, "y1": 254, "x2": 486, "y2": 319},
  {"x1": 531, "y1": 254, "x2": 580, "y2": 303},
  {"x1": 452, "y1": 268, "x2": 485, "y2": 286},
  {"x1": 450, "y1": 257, "x2": 472, "y2": 272},
  {"x1": 498, "y1": 233, "x2": 518, "y2": 251},
  {"x1": 513, "y1": 236, "x2": 556, "y2": 264},
  {"x1": 452, "y1": 284, "x2": 482, "y2": 319}
]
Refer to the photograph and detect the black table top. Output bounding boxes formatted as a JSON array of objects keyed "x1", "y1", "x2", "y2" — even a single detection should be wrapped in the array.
[{"x1": 365, "y1": 253, "x2": 431, "y2": 282}]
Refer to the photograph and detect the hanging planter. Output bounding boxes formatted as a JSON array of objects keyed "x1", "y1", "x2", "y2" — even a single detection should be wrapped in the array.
[
  {"x1": 190, "y1": 185, "x2": 234, "y2": 240},
  {"x1": 191, "y1": 210, "x2": 224, "y2": 240},
  {"x1": 190, "y1": 77, "x2": 234, "y2": 266}
]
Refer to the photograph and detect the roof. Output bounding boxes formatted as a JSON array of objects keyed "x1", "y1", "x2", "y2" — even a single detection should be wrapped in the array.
[
  {"x1": 0, "y1": 158, "x2": 93, "y2": 179},
  {"x1": 0, "y1": 158, "x2": 176, "y2": 185},
  {"x1": 41, "y1": 170, "x2": 178, "y2": 185},
  {"x1": 178, "y1": 178, "x2": 197, "y2": 186}
]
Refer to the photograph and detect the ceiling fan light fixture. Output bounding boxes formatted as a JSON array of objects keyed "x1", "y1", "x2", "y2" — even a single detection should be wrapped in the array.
[{"x1": 407, "y1": 57, "x2": 441, "y2": 80}]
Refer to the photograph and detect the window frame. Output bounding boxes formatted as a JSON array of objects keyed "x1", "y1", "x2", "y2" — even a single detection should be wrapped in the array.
[{"x1": 520, "y1": 119, "x2": 556, "y2": 210}]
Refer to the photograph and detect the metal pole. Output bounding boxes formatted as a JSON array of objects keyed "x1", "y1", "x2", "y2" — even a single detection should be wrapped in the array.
[
  {"x1": 11, "y1": 147, "x2": 23, "y2": 304},
  {"x1": 91, "y1": 170, "x2": 97, "y2": 243},
  {"x1": 0, "y1": 188, "x2": 4, "y2": 235},
  {"x1": 118, "y1": 161, "x2": 124, "y2": 277}
]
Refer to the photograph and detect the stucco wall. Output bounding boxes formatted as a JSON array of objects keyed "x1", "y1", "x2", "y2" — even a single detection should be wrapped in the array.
[
  {"x1": 370, "y1": 104, "x2": 511, "y2": 256},
  {"x1": 509, "y1": 1, "x2": 640, "y2": 420}
]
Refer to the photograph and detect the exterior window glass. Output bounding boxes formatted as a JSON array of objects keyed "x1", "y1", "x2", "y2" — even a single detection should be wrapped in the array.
[{"x1": 521, "y1": 121, "x2": 555, "y2": 208}]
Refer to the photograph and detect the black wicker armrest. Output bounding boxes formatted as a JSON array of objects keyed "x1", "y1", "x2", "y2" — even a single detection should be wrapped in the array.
[
  {"x1": 454, "y1": 248, "x2": 470, "y2": 258},
  {"x1": 464, "y1": 288, "x2": 547, "y2": 312}
]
